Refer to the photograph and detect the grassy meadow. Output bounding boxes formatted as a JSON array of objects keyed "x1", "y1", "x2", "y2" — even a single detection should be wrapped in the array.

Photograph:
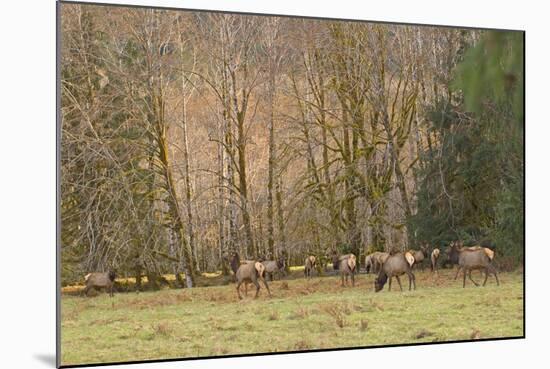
[{"x1": 60, "y1": 268, "x2": 523, "y2": 366}]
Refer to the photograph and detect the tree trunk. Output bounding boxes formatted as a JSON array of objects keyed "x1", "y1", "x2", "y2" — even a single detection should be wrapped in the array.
[
  {"x1": 266, "y1": 57, "x2": 276, "y2": 259},
  {"x1": 179, "y1": 71, "x2": 199, "y2": 273}
]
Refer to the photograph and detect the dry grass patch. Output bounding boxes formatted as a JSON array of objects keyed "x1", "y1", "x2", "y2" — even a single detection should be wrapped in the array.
[
  {"x1": 470, "y1": 329, "x2": 481, "y2": 339},
  {"x1": 268, "y1": 311, "x2": 280, "y2": 321},
  {"x1": 289, "y1": 307, "x2": 310, "y2": 320},
  {"x1": 294, "y1": 340, "x2": 312, "y2": 350},
  {"x1": 153, "y1": 322, "x2": 174, "y2": 337},
  {"x1": 321, "y1": 304, "x2": 346, "y2": 328}
]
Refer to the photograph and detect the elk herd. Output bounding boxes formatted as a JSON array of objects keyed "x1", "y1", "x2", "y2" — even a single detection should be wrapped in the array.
[
  {"x1": 81, "y1": 241, "x2": 499, "y2": 299},
  {"x1": 227, "y1": 240, "x2": 500, "y2": 300}
]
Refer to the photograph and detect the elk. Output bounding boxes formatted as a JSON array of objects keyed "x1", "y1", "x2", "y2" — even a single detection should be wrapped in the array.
[
  {"x1": 368, "y1": 251, "x2": 389, "y2": 274},
  {"x1": 374, "y1": 252, "x2": 416, "y2": 292},
  {"x1": 335, "y1": 254, "x2": 357, "y2": 287},
  {"x1": 230, "y1": 252, "x2": 271, "y2": 299},
  {"x1": 431, "y1": 248, "x2": 441, "y2": 274},
  {"x1": 408, "y1": 244, "x2": 429, "y2": 270},
  {"x1": 448, "y1": 242, "x2": 499, "y2": 288},
  {"x1": 262, "y1": 254, "x2": 286, "y2": 281},
  {"x1": 304, "y1": 255, "x2": 316, "y2": 279},
  {"x1": 365, "y1": 254, "x2": 375, "y2": 274},
  {"x1": 83, "y1": 270, "x2": 116, "y2": 297}
]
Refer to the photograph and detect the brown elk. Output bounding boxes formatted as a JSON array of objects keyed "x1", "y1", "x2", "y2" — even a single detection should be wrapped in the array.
[
  {"x1": 448, "y1": 242, "x2": 499, "y2": 288},
  {"x1": 365, "y1": 254, "x2": 375, "y2": 274},
  {"x1": 331, "y1": 253, "x2": 357, "y2": 286},
  {"x1": 262, "y1": 254, "x2": 286, "y2": 281},
  {"x1": 230, "y1": 252, "x2": 271, "y2": 299},
  {"x1": 337, "y1": 254, "x2": 357, "y2": 287},
  {"x1": 83, "y1": 270, "x2": 116, "y2": 297},
  {"x1": 374, "y1": 252, "x2": 416, "y2": 292},
  {"x1": 408, "y1": 244, "x2": 429, "y2": 270},
  {"x1": 304, "y1": 255, "x2": 316, "y2": 279},
  {"x1": 368, "y1": 251, "x2": 389, "y2": 274},
  {"x1": 431, "y1": 248, "x2": 441, "y2": 274}
]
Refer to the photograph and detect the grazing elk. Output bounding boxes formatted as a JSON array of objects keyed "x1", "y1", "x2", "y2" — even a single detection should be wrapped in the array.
[
  {"x1": 304, "y1": 255, "x2": 317, "y2": 279},
  {"x1": 230, "y1": 252, "x2": 271, "y2": 299},
  {"x1": 262, "y1": 255, "x2": 286, "y2": 281},
  {"x1": 335, "y1": 254, "x2": 357, "y2": 287},
  {"x1": 83, "y1": 270, "x2": 116, "y2": 297},
  {"x1": 374, "y1": 252, "x2": 416, "y2": 292},
  {"x1": 448, "y1": 242, "x2": 499, "y2": 288},
  {"x1": 431, "y1": 248, "x2": 441, "y2": 274}
]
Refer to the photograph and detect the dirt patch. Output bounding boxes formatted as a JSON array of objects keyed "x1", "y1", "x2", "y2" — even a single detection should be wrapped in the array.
[
  {"x1": 294, "y1": 340, "x2": 312, "y2": 350},
  {"x1": 414, "y1": 329, "x2": 434, "y2": 339}
]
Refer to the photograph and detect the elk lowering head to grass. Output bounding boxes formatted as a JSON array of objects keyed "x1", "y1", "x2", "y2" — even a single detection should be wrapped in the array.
[
  {"x1": 336, "y1": 254, "x2": 357, "y2": 287},
  {"x1": 262, "y1": 255, "x2": 286, "y2": 281},
  {"x1": 448, "y1": 242, "x2": 499, "y2": 288},
  {"x1": 374, "y1": 252, "x2": 416, "y2": 292},
  {"x1": 83, "y1": 270, "x2": 116, "y2": 297},
  {"x1": 304, "y1": 255, "x2": 316, "y2": 279},
  {"x1": 230, "y1": 252, "x2": 271, "y2": 299}
]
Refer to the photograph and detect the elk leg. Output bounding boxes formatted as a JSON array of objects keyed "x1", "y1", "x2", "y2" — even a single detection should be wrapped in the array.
[
  {"x1": 388, "y1": 276, "x2": 392, "y2": 291},
  {"x1": 110, "y1": 285, "x2": 114, "y2": 297},
  {"x1": 407, "y1": 272, "x2": 413, "y2": 290},
  {"x1": 395, "y1": 275, "x2": 403, "y2": 291},
  {"x1": 260, "y1": 277, "x2": 272, "y2": 297},
  {"x1": 454, "y1": 266, "x2": 462, "y2": 280},
  {"x1": 236, "y1": 281, "x2": 243, "y2": 299},
  {"x1": 482, "y1": 268, "x2": 489, "y2": 286},
  {"x1": 463, "y1": 268, "x2": 467, "y2": 288},
  {"x1": 253, "y1": 279, "x2": 261, "y2": 298},
  {"x1": 468, "y1": 270, "x2": 479, "y2": 286},
  {"x1": 411, "y1": 272, "x2": 416, "y2": 290},
  {"x1": 351, "y1": 272, "x2": 355, "y2": 287},
  {"x1": 486, "y1": 265, "x2": 500, "y2": 286}
]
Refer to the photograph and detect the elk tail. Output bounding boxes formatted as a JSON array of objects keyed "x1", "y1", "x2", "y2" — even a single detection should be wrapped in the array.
[
  {"x1": 484, "y1": 248, "x2": 495, "y2": 261},
  {"x1": 405, "y1": 252, "x2": 415, "y2": 267}
]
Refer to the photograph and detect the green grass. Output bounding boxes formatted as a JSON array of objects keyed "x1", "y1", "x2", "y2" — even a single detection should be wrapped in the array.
[{"x1": 60, "y1": 269, "x2": 523, "y2": 366}]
